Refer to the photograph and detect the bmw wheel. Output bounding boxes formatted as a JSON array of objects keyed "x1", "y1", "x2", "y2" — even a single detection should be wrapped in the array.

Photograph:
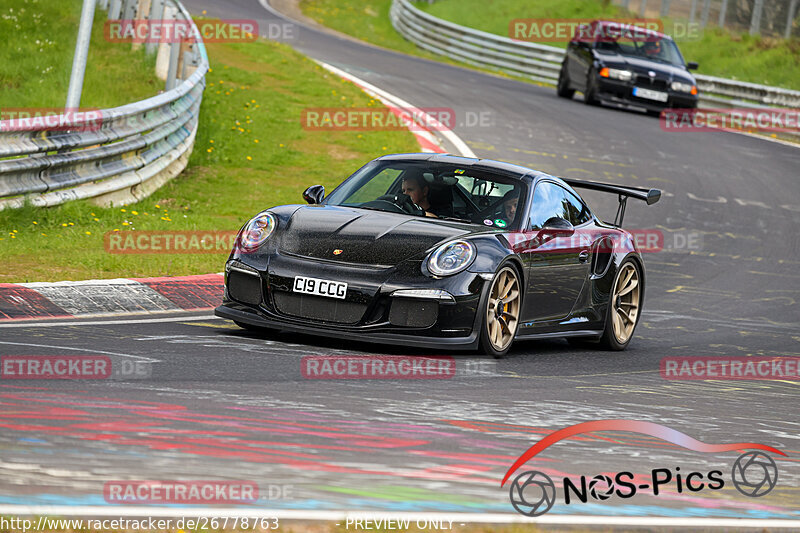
[
  {"x1": 557, "y1": 66, "x2": 575, "y2": 99},
  {"x1": 480, "y1": 265, "x2": 521, "y2": 358}
]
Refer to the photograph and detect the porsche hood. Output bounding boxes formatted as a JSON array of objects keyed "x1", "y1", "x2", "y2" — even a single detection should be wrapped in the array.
[{"x1": 278, "y1": 205, "x2": 472, "y2": 265}]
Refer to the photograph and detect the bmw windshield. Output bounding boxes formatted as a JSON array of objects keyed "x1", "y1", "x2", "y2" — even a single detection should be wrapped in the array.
[
  {"x1": 596, "y1": 37, "x2": 686, "y2": 67},
  {"x1": 324, "y1": 160, "x2": 527, "y2": 230}
]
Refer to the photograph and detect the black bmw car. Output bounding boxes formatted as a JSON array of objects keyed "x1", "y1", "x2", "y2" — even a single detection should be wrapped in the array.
[
  {"x1": 215, "y1": 154, "x2": 660, "y2": 357},
  {"x1": 557, "y1": 20, "x2": 699, "y2": 114}
]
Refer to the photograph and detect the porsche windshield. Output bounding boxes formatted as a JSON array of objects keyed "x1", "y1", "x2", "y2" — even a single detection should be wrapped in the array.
[{"x1": 324, "y1": 160, "x2": 527, "y2": 230}]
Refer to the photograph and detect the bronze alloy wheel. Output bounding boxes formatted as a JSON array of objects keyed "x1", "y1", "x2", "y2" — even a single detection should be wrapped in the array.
[
  {"x1": 611, "y1": 262, "x2": 641, "y2": 344},
  {"x1": 486, "y1": 266, "x2": 521, "y2": 352}
]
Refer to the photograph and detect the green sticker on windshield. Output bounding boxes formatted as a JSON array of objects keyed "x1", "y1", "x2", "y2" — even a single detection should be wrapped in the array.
[
  {"x1": 454, "y1": 169, "x2": 465, "y2": 174},
  {"x1": 494, "y1": 219, "x2": 507, "y2": 228}
]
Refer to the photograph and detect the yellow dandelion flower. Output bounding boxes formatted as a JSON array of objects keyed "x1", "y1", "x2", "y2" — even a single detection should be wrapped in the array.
[
  {"x1": 68, "y1": 222, "x2": 75, "y2": 226},
  {"x1": 279, "y1": 143, "x2": 284, "y2": 147},
  {"x1": 251, "y1": 99, "x2": 256, "y2": 103},
  {"x1": 13, "y1": 229, "x2": 18, "y2": 233},
  {"x1": 246, "y1": 156, "x2": 252, "y2": 161},
  {"x1": 209, "y1": 140, "x2": 214, "y2": 143},
  {"x1": 85, "y1": 231, "x2": 91, "y2": 235},
  {"x1": 132, "y1": 211, "x2": 138, "y2": 215},
  {"x1": 113, "y1": 228, "x2": 119, "y2": 232},
  {"x1": 32, "y1": 221, "x2": 37, "y2": 225},
  {"x1": 120, "y1": 208, "x2": 126, "y2": 212},
  {"x1": 62, "y1": 223, "x2": 68, "y2": 227},
  {"x1": 254, "y1": 139, "x2": 259, "y2": 143},
  {"x1": 155, "y1": 204, "x2": 160, "y2": 208},
  {"x1": 207, "y1": 148, "x2": 213, "y2": 153},
  {"x1": 93, "y1": 217, "x2": 100, "y2": 222},
  {"x1": 122, "y1": 221, "x2": 129, "y2": 226},
  {"x1": 41, "y1": 233, "x2": 47, "y2": 236}
]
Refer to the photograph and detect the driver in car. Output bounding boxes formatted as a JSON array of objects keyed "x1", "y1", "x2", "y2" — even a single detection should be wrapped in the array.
[
  {"x1": 401, "y1": 175, "x2": 438, "y2": 218},
  {"x1": 496, "y1": 189, "x2": 519, "y2": 225}
]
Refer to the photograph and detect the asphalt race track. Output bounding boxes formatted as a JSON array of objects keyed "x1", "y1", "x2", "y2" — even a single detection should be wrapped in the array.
[{"x1": 1, "y1": 0, "x2": 799, "y2": 523}]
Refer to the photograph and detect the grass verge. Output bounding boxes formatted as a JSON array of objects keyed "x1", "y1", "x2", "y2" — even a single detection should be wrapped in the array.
[
  {"x1": 299, "y1": 0, "x2": 800, "y2": 91},
  {"x1": 0, "y1": 0, "x2": 160, "y2": 109},
  {"x1": 0, "y1": 25, "x2": 418, "y2": 282}
]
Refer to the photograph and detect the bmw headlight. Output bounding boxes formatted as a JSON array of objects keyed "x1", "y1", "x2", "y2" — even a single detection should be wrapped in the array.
[
  {"x1": 600, "y1": 67, "x2": 633, "y2": 81},
  {"x1": 671, "y1": 81, "x2": 697, "y2": 94},
  {"x1": 239, "y1": 212, "x2": 276, "y2": 251},
  {"x1": 427, "y1": 240, "x2": 475, "y2": 276}
]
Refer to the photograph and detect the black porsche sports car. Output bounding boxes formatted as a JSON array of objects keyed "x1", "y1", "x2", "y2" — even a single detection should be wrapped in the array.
[
  {"x1": 215, "y1": 153, "x2": 660, "y2": 357},
  {"x1": 557, "y1": 20, "x2": 699, "y2": 114}
]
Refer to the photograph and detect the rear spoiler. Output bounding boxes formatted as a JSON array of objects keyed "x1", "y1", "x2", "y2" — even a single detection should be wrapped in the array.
[{"x1": 561, "y1": 178, "x2": 661, "y2": 227}]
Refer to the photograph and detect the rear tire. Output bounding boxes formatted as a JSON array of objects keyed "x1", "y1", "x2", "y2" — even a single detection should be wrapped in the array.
[
  {"x1": 557, "y1": 66, "x2": 575, "y2": 99},
  {"x1": 598, "y1": 260, "x2": 642, "y2": 350},
  {"x1": 479, "y1": 265, "x2": 522, "y2": 358}
]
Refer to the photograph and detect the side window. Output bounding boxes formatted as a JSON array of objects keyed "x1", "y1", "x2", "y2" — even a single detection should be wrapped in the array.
[
  {"x1": 563, "y1": 189, "x2": 592, "y2": 226},
  {"x1": 528, "y1": 182, "x2": 567, "y2": 229}
]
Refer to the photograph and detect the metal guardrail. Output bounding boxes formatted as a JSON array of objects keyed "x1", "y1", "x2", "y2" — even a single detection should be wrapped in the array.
[
  {"x1": 0, "y1": 0, "x2": 208, "y2": 210},
  {"x1": 390, "y1": 0, "x2": 800, "y2": 109}
]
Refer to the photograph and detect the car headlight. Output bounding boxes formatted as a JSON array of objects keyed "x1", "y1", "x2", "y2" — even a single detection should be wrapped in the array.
[
  {"x1": 239, "y1": 212, "x2": 276, "y2": 251},
  {"x1": 671, "y1": 81, "x2": 697, "y2": 94},
  {"x1": 427, "y1": 240, "x2": 475, "y2": 276},
  {"x1": 600, "y1": 67, "x2": 632, "y2": 81}
]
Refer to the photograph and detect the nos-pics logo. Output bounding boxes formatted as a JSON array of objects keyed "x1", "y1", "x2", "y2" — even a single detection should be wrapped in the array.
[{"x1": 501, "y1": 420, "x2": 784, "y2": 517}]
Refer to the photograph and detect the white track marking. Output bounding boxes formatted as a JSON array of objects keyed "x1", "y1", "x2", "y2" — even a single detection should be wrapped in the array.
[
  {"x1": 257, "y1": 0, "x2": 476, "y2": 158},
  {"x1": 0, "y1": 315, "x2": 219, "y2": 328},
  {"x1": 0, "y1": 341, "x2": 158, "y2": 362},
  {"x1": 0, "y1": 506, "x2": 798, "y2": 527}
]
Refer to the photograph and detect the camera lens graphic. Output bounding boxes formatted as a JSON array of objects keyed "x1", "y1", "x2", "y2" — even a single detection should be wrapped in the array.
[
  {"x1": 731, "y1": 452, "x2": 778, "y2": 497},
  {"x1": 509, "y1": 470, "x2": 556, "y2": 517},
  {"x1": 588, "y1": 474, "x2": 615, "y2": 500}
]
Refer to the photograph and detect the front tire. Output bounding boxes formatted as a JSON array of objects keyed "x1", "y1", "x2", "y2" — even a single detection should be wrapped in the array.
[
  {"x1": 599, "y1": 260, "x2": 642, "y2": 350},
  {"x1": 584, "y1": 68, "x2": 600, "y2": 106},
  {"x1": 557, "y1": 66, "x2": 575, "y2": 99},
  {"x1": 479, "y1": 265, "x2": 522, "y2": 358}
]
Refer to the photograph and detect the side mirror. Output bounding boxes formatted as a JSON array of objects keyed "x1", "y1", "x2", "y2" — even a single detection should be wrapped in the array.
[
  {"x1": 303, "y1": 185, "x2": 325, "y2": 204},
  {"x1": 541, "y1": 217, "x2": 575, "y2": 237},
  {"x1": 687, "y1": 61, "x2": 699, "y2": 70}
]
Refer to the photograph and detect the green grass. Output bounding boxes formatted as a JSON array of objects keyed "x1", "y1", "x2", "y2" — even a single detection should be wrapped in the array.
[
  {"x1": 300, "y1": 0, "x2": 800, "y2": 91},
  {"x1": 0, "y1": 33, "x2": 418, "y2": 282},
  {"x1": 0, "y1": 0, "x2": 160, "y2": 109}
]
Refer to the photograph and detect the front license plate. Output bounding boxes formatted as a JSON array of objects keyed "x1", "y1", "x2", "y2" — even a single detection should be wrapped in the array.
[
  {"x1": 293, "y1": 276, "x2": 348, "y2": 300},
  {"x1": 633, "y1": 87, "x2": 669, "y2": 102}
]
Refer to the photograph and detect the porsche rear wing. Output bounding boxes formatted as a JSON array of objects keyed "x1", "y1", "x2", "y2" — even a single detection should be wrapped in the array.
[{"x1": 561, "y1": 178, "x2": 661, "y2": 227}]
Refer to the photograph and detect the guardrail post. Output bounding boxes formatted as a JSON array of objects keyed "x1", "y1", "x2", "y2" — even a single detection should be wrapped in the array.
[
  {"x1": 660, "y1": 0, "x2": 671, "y2": 18},
  {"x1": 165, "y1": 32, "x2": 181, "y2": 90},
  {"x1": 620, "y1": 0, "x2": 630, "y2": 9},
  {"x1": 688, "y1": 0, "x2": 697, "y2": 25},
  {"x1": 146, "y1": 0, "x2": 164, "y2": 55},
  {"x1": 122, "y1": 0, "x2": 137, "y2": 20},
  {"x1": 718, "y1": 0, "x2": 728, "y2": 27},
  {"x1": 639, "y1": 0, "x2": 647, "y2": 17},
  {"x1": 155, "y1": 3, "x2": 176, "y2": 80},
  {"x1": 786, "y1": 0, "x2": 799, "y2": 39},
  {"x1": 132, "y1": 0, "x2": 150, "y2": 51},
  {"x1": 750, "y1": 0, "x2": 764, "y2": 35},
  {"x1": 99, "y1": 0, "x2": 110, "y2": 10},
  {"x1": 700, "y1": 0, "x2": 711, "y2": 27},
  {"x1": 108, "y1": 0, "x2": 122, "y2": 20},
  {"x1": 66, "y1": 0, "x2": 97, "y2": 109}
]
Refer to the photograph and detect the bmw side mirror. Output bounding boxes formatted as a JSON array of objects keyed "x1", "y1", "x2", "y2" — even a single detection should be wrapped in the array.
[
  {"x1": 541, "y1": 217, "x2": 575, "y2": 237},
  {"x1": 687, "y1": 61, "x2": 699, "y2": 70},
  {"x1": 303, "y1": 185, "x2": 325, "y2": 204}
]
